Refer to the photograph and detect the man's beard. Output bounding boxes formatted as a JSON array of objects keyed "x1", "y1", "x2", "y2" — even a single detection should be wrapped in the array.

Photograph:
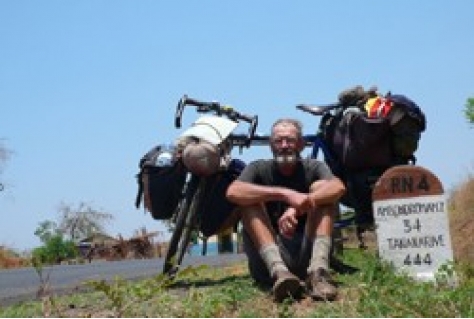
[{"x1": 274, "y1": 152, "x2": 299, "y2": 165}]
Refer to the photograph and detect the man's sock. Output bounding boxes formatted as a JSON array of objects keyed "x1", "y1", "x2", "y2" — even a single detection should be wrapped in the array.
[
  {"x1": 308, "y1": 235, "x2": 331, "y2": 273},
  {"x1": 259, "y1": 243, "x2": 288, "y2": 278}
]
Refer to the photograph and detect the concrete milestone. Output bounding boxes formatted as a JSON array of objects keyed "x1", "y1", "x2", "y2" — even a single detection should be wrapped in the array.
[{"x1": 372, "y1": 165, "x2": 454, "y2": 281}]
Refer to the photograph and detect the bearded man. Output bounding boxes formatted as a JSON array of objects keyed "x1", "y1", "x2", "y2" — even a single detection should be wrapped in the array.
[{"x1": 226, "y1": 118, "x2": 346, "y2": 302}]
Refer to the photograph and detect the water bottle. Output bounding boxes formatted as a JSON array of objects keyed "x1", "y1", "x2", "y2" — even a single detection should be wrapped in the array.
[{"x1": 155, "y1": 144, "x2": 176, "y2": 167}]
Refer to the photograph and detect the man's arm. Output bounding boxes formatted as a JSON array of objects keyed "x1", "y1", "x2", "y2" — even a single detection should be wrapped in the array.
[
  {"x1": 307, "y1": 177, "x2": 346, "y2": 208},
  {"x1": 226, "y1": 180, "x2": 284, "y2": 206},
  {"x1": 226, "y1": 179, "x2": 309, "y2": 208}
]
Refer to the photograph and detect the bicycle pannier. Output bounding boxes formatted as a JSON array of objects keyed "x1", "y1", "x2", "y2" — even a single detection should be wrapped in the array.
[
  {"x1": 199, "y1": 159, "x2": 245, "y2": 237},
  {"x1": 135, "y1": 144, "x2": 187, "y2": 220},
  {"x1": 323, "y1": 110, "x2": 393, "y2": 171},
  {"x1": 365, "y1": 94, "x2": 426, "y2": 161},
  {"x1": 386, "y1": 94, "x2": 426, "y2": 160}
]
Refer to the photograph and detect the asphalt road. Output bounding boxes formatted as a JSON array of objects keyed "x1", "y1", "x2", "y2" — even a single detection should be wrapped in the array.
[{"x1": 0, "y1": 253, "x2": 247, "y2": 306}]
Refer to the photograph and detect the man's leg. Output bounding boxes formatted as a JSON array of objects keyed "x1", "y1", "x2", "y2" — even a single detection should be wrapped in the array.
[
  {"x1": 240, "y1": 204, "x2": 302, "y2": 302},
  {"x1": 303, "y1": 203, "x2": 338, "y2": 301},
  {"x1": 242, "y1": 229, "x2": 272, "y2": 286},
  {"x1": 243, "y1": 229, "x2": 308, "y2": 284}
]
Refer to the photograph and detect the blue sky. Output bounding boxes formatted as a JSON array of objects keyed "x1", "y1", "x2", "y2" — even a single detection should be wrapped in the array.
[{"x1": 1, "y1": 1, "x2": 473, "y2": 251}]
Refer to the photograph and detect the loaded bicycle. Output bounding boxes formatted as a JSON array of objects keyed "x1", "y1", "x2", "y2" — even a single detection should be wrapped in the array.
[
  {"x1": 162, "y1": 95, "x2": 258, "y2": 275},
  {"x1": 294, "y1": 86, "x2": 426, "y2": 248}
]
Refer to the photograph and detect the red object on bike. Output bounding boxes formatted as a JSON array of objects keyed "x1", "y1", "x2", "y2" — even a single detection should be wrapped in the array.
[{"x1": 365, "y1": 96, "x2": 393, "y2": 118}]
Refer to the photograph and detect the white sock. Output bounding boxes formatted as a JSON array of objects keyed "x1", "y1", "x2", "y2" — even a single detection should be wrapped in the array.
[
  {"x1": 308, "y1": 236, "x2": 331, "y2": 273},
  {"x1": 259, "y1": 244, "x2": 288, "y2": 277}
]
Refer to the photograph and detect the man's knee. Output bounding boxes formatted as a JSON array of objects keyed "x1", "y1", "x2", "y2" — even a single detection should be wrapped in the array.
[
  {"x1": 317, "y1": 203, "x2": 337, "y2": 217},
  {"x1": 307, "y1": 203, "x2": 337, "y2": 219},
  {"x1": 306, "y1": 203, "x2": 337, "y2": 236},
  {"x1": 238, "y1": 203, "x2": 266, "y2": 221}
]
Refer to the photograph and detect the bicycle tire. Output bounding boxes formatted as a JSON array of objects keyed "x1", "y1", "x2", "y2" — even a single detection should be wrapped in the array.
[
  {"x1": 163, "y1": 196, "x2": 190, "y2": 275},
  {"x1": 163, "y1": 178, "x2": 205, "y2": 275}
]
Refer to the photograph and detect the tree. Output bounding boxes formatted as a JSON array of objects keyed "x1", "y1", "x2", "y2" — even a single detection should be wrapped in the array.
[
  {"x1": 33, "y1": 202, "x2": 113, "y2": 264},
  {"x1": 33, "y1": 221, "x2": 77, "y2": 264},
  {"x1": 34, "y1": 220, "x2": 60, "y2": 243},
  {"x1": 465, "y1": 97, "x2": 474, "y2": 126},
  {"x1": 32, "y1": 234, "x2": 77, "y2": 264},
  {"x1": 57, "y1": 201, "x2": 114, "y2": 242}
]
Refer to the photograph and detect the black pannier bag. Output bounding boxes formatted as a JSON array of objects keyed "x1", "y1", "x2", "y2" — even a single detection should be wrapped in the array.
[
  {"x1": 322, "y1": 110, "x2": 393, "y2": 172},
  {"x1": 319, "y1": 87, "x2": 427, "y2": 227},
  {"x1": 322, "y1": 93, "x2": 426, "y2": 172},
  {"x1": 342, "y1": 111, "x2": 392, "y2": 171},
  {"x1": 135, "y1": 144, "x2": 187, "y2": 220},
  {"x1": 198, "y1": 158, "x2": 246, "y2": 237},
  {"x1": 386, "y1": 94, "x2": 426, "y2": 161}
]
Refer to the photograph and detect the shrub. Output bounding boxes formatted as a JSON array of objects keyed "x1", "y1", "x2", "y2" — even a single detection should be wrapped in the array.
[{"x1": 32, "y1": 234, "x2": 78, "y2": 265}]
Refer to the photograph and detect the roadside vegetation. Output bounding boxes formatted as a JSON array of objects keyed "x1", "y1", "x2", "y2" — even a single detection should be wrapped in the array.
[
  {"x1": 0, "y1": 246, "x2": 473, "y2": 317},
  {"x1": 448, "y1": 169, "x2": 474, "y2": 267},
  {"x1": 31, "y1": 202, "x2": 114, "y2": 265}
]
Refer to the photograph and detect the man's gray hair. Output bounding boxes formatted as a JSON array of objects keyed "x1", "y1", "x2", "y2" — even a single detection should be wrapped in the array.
[{"x1": 271, "y1": 118, "x2": 303, "y2": 139}]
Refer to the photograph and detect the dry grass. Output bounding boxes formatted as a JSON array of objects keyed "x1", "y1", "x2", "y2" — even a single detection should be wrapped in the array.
[
  {"x1": 0, "y1": 247, "x2": 28, "y2": 269},
  {"x1": 448, "y1": 173, "x2": 474, "y2": 265}
]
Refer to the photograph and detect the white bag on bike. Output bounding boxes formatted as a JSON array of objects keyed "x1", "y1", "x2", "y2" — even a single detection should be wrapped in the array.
[{"x1": 179, "y1": 116, "x2": 238, "y2": 145}]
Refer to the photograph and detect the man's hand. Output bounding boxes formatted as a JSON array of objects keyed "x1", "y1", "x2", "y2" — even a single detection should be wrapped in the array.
[
  {"x1": 278, "y1": 208, "x2": 299, "y2": 238},
  {"x1": 283, "y1": 189, "x2": 314, "y2": 213}
]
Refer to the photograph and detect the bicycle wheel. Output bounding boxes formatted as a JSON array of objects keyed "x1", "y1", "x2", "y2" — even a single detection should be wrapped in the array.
[
  {"x1": 163, "y1": 196, "x2": 190, "y2": 275},
  {"x1": 163, "y1": 178, "x2": 205, "y2": 275}
]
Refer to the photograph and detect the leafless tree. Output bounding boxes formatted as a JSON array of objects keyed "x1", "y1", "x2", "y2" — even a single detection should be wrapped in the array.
[{"x1": 57, "y1": 201, "x2": 114, "y2": 242}]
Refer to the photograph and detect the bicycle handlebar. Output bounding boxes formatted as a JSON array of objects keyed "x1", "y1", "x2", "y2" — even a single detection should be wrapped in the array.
[
  {"x1": 231, "y1": 133, "x2": 317, "y2": 148},
  {"x1": 175, "y1": 94, "x2": 258, "y2": 148},
  {"x1": 295, "y1": 103, "x2": 342, "y2": 116}
]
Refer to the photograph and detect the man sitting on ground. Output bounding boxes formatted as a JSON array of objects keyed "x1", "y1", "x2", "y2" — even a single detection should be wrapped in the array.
[{"x1": 226, "y1": 118, "x2": 346, "y2": 302}]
